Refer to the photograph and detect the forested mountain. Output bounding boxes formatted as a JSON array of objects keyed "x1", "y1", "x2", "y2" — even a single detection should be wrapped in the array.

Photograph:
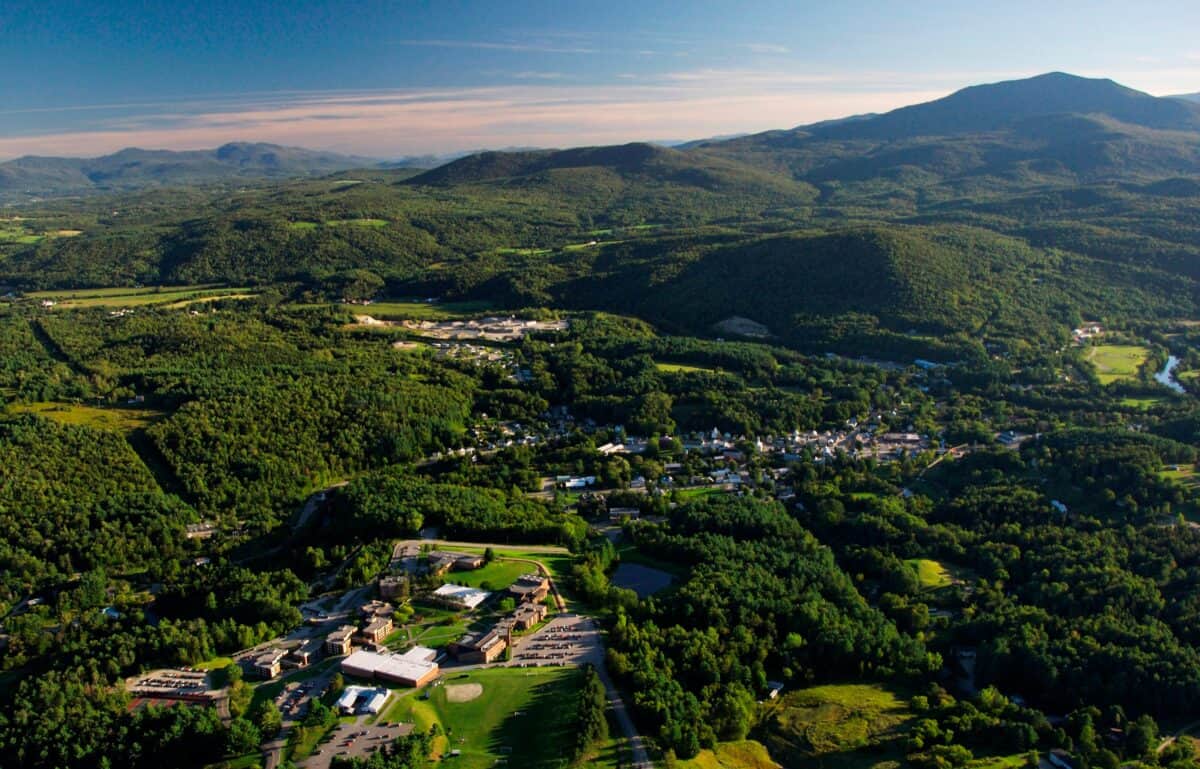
[
  {"x1": 0, "y1": 143, "x2": 375, "y2": 201},
  {"x1": 694, "y1": 73, "x2": 1200, "y2": 197},
  {"x1": 5, "y1": 72, "x2": 1200, "y2": 354}
]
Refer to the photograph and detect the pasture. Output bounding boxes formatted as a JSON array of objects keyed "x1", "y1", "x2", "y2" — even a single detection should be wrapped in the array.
[
  {"x1": 27, "y1": 284, "x2": 255, "y2": 310},
  {"x1": 351, "y1": 299, "x2": 495, "y2": 321},
  {"x1": 1085, "y1": 344, "x2": 1150, "y2": 385}
]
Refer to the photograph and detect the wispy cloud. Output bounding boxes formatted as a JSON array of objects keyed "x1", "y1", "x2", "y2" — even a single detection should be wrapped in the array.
[
  {"x1": 395, "y1": 39, "x2": 597, "y2": 54},
  {"x1": 5, "y1": 65, "x2": 1194, "y2": 160},
  {"x1": 0, "y1": 75, "x2": 947, "y2": 159},
  {"x1": 745, "y1": 43, "x2": 790, "y2": 54}
]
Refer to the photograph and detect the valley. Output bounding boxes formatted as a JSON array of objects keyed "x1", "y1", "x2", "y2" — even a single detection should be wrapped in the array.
[{"x1": 6, "y1": 70, "x2": 1200, "y2": 769}]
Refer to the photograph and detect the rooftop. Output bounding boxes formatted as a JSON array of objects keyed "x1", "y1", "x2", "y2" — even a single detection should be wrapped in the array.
[{"x1": 432, "y1": 583, "x2": 490, "y2": 609}]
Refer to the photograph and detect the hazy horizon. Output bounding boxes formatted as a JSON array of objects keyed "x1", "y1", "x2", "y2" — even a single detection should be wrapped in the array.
[{"x1": 4, "y1": 0, "x2": 1200, "y2": 160}]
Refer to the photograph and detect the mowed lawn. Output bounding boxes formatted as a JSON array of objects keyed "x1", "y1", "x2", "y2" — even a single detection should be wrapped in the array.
[
  {"x1": 381, "y1": 666, "x2": 582, "y2": 769},
  {"x1": 442, "y1": 560, "x2": 530, "y2": 591},
  {"x1": 1085, "y1": 344, "x2": 1150, "y2": 385},
  {"x1": 9, "y1": 401, "x2": 167, "y2": 434}
]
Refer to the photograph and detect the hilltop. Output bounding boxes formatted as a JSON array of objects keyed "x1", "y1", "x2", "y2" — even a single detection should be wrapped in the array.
[{"x1": 694, "y1": 72, "x2": 1200, "y2": 197}]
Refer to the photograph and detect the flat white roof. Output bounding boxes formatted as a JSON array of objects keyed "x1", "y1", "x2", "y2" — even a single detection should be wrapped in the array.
[
  {"x1": 432, "y1": 583, "x2": 490, "y2": 610},
  {"x1": 342, "y1": 649, "x2": 438, "y2": 686}
]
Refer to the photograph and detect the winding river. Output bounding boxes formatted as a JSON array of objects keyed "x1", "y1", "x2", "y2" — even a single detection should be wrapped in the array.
[{"x1": 1155, "y1": 355, "x2": 1185, "y2": 394}]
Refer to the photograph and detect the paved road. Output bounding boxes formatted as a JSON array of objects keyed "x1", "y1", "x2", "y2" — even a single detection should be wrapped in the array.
[
  {"x1": 391, "y1": 538, "x2": 570, "y2": 559},
  {"x1": 595, "y1": 657, "x2": 653, "y2": 768},
  {"x1": 1158, "y1": 719, "x2": 1200, "y2": 754}
]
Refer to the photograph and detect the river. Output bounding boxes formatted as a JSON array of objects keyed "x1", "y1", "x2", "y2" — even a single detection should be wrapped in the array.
[{"x1": 1156, "y1": 355, "x2": 1185, "y2": 394}]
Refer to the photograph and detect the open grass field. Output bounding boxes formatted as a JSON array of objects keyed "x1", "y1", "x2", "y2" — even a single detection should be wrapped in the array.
[
  {"x1": 968, "y1": 755, "x2": 1034, "y2": 769},
  {"x1": 28, "y1": 284, "x2": 255, "y2": 310},
  {"x1": 1085, "y1": 344, "x2": 1151, "y2": 385},
  {"x1": 351, "y1": 299, "x2": 496, "y2": 320},
  {"x1": 192, "y1": 656, "x2": 235, "y2": 671},
  {"x1": 494, "y1": 247, "x2": 552, "y2": 256},
  {"x1": 904, "y1": 558, "x2": 955, "y2": 591},
  {"x1": 759, "y1": 683, "x2": 913, "y2": 769},
  {"x1": 679, "y1": 740, "x2": 780, "y2": 769},
  {"x1": 655, "y1": 361, "x2": 721, "y2": 375},
  {"x1": 442, "y1": 560, "x2": 529, "y2": 591},
  {"x1": 675, "y1": 486, "x2": 731, "y2": 502},
  {"x1": 1121, "y1": 396, "x2": 1165, "y2": 409},
  {"x1": 8, "y1": 401, "x2": 167, "y2": 434},
  {"x1": 289, "y1": 218, "x2": 389, "y2": 230},
  {"x1": 451, "y1": 546, "x2": 573, "y2": 584},
  {"x1": 28, "y1": 284, "x2": 223, "y2": 299},
  {"x1": 381, "y1": 666, "x2": 582, "y2": 769}
]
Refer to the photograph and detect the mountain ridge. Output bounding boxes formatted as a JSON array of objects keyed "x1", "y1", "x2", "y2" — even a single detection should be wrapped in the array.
[{"x1": 0, "y1": 142, "x2": 377, "y2": 200}]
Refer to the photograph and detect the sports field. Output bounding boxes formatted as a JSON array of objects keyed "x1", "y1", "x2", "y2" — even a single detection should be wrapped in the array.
[{"x1": 381, "y1": 666, "x2": 582, "y2": 769}]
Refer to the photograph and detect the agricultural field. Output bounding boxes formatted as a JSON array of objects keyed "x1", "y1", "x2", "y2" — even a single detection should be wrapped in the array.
[
  {"x1": 7, "y1": 401, "x2": 167, "y2": 434},
  {"x1": 678, "y1": 740, "x2": 780, "y2": 769},
  {"x1": 758, "y1": 683, "x2": 914, "y2": 769},
  {"x1": 26, "y1": 284, "x2": 255, "y2": 310},
  {"x1": 288, "y1": 217, "x2": 389, "y2": 230},
  {"x1": 1085, "y1": 344, "x2": 1151, "y2": 385},
  {"x1": 380, "y1": 666, "x2": 583, "y2": 769},
  {"x1": 347, "y1": 299, "x2": 496, "y2": 321},
  {"x1": 904, "y1": 558, "x2": 955, "y2": 591}
]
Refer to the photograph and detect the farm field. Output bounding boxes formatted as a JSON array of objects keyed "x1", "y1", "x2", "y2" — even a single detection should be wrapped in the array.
[
  {"x1": 380, "y1": 666, "x2": 582, "y2": 769},
  {"x1": 1085, "y1": 344, "x2": 1151, "y2": 385},
  {"x1": 27, "y1": 284, "x2": 255, "y2": 309},
  {"x1": 344, "y1": 299, "x2": 496, "y2": 320},
  {"x1": 288, "y1": 217, "x2": 389, "y2": 230},
  {"x1": 758, "y1": 683, "x2": 914, "y2": 769},
  {"x1": 8, "y1": 401, "x2": 167, "y2": 434},
  {"x1": 904, "y1": 558, "x2": 955, "y2": 591}
]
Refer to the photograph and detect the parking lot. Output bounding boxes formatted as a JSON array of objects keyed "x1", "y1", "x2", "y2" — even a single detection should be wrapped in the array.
[
  {"x1": 507, "y1": 614, "x2": 603, "y2": 668},
  {"x1": 275, "y1": 678, "x2": 329, "y2": 721},
  {"x1": 127, "y1": 668, "x2": 216, "y2": 700},
  {"x1": 300, "y1": 721, "x2": 414, "y2": 769}
]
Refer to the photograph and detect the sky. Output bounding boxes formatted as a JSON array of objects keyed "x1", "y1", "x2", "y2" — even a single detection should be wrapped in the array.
[{"x1": 2, "y1": 0, "x2": 1200, "y2": 160}]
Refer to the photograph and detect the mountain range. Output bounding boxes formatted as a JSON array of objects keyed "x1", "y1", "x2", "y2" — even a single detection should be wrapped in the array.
[
  {"x1": 0, "y1": 143, "x2": 376, "y2": 200},
  {"x1": 7, "y1": 71, "x2": 1200, "y2": 357}
]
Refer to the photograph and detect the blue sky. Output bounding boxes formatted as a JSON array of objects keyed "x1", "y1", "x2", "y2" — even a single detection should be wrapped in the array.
[{"x1": 2, "y1": 0, "x2": 1199, "y2": 158}]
